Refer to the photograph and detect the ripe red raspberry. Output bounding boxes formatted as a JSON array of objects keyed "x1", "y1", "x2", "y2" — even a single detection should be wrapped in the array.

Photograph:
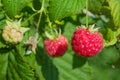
[
  {"x1": 71, "y1": 27, "x2": 103, "y2": 57},
  {"x1": 44, "y1": 35, "x2": 68, "y2": 57}
]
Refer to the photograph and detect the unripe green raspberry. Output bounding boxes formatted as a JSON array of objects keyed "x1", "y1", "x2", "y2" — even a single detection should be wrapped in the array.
[
  {"x1": 2, "y1": 19, "x2": 29, "y2": 44},
  {"x1": 2, "y1": 27, "x2": 23, "y2": 44}
]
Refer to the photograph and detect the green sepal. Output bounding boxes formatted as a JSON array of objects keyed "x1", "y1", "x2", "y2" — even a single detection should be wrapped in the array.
[
  {"x1": 19, "y1": 27, "x2": 30, "y2": 34},
  {"x1": 5, "y1": 19, "x2": 29, "y2": 34}
]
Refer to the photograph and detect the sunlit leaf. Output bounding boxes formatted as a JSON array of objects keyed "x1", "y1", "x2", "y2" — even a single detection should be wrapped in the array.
[
  {"x1": 49, "y1": 0, "x2": 86, "y2": 20},
  {"x1": 2, "y1": 0, "x2": 31, "y2": 18},
  {"x1": 108, "y1": 0, "x2": 120, "y2": 28}
]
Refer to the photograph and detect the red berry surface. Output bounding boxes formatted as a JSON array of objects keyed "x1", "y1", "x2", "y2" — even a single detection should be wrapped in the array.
[
  {"x1": 71, "y1": 29, "x2": 103, "y2": 57},
  {"x1": 44, "y1": 35, "x2": 68, "y2": 57}
]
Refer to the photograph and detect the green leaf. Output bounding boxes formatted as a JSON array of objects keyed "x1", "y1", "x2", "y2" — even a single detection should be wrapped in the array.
[
  {"x1": 0, "y1": 34, "x2": 8, "y2": 48},
  {"x1": 49, "y1": 0, "x2": 86, "y2": 20},
  {"x1": 15, "y1": 44, "x2": 43, "y2": 80},
  {"x1": 72, "y1": 54, "x2": 87, "y2": 69},
  {"x1": 2, "y1": 0, "x2": 31, "y2": 18},
  {"x1": 89, "y1": 47, "x2": 119, "y2": 67},
  {"x1": 24, "y1": 53, "x2": 44, "y2": 80},
  {"x1": 0, "y1": 12, "x2": 5, "y2": 20},
  {"x1": 88, "y1": 46, "x2": 120, "y2": 80},
  {"x1": 7, "y1": 49, "x2": 37, "y2": 80},
  {"x1": 88, "y1": 0, "x2": 105, "y2": 13},
  {"x1": 53, "y1": 55, "x2": 92, "y2": 80},
  {"x1": 36, "y1": 45, "x2": 59, "y2": 80},
  {"x1": 104, "y1": 28, "x2": 120, "y2": 47},
  {"x1": 0, "y1": 53, "x2": 9, "y2": 80},
  {"x1": 1, "y1": 45, "x2": 42, "y2": 80},
  {"x1": 0, "y1": 20, "x2": 6, "y2": 29},
  {"x1": 108, "y1": 0, "x2": 120, "y2": 28},
  {"x1": 0, "y1": 42, "x2": 7, "y2": 49}
]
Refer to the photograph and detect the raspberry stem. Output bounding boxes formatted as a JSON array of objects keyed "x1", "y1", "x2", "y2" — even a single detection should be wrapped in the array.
[
  {"x1": 22, "y1": 0, "x2": 45, "y2": 28},
  {"x1": 22, "y1": 11, "x2": 39, "y2": 25},
  {"x1": 86, "y1": 0, "x2": 88, "y2": 28},
  {"x1": 45, "y1": 12, "x2": 54, "y2": 36},
  {"x1": 36, "y1": 0, "x2": 45, "y2": 31}
]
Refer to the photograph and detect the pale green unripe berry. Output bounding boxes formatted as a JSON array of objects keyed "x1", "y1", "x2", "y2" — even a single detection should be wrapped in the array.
[
  {"x1": 2, "y1": 19, "x2": 29, "y2": 44},
  {"x1": 2, "y1": 27, "x2": 23, "y2": 44}
]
